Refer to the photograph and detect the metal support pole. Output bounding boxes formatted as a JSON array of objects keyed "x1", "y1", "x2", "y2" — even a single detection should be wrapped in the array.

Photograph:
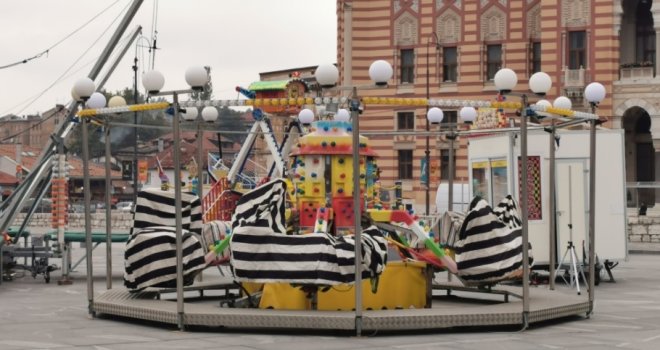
[
  {"x1": 56, "y1": 139, "x2": 72, "y2": 286},
  {"x1": 587, "y1": 107, "x2": 597, "y2": 315},
  {"x1": 520, "y1": 94, "x2": 530, "y2": 328},
  {"x1": 132, "y1": 57, "x2": 139, "y2": 205},
  {"x1": 197, "y1": 121, "x2": 204, "y2": 198},
  {"x1": 425, "y1": 40, "x2": 431, "y2": 215},
  {"x1": 104, "y1": 120, "x2": 113, "y2": 289},
  {"x1": 424, "y1": 32, "x2": 439, "y2": 215},
  {"x1": 350, "y1": 87, "x2": 363, "y2": 336},
  {"x1": 548, "y1": 120, "x2": 556, "y2": 290},
  {"x1": 172, "y1": 93, "x2": 186, "y2": 330},
  {"x1": 448, "y1": 125, "x2": 455, "y2": 212},
  {"x1": 81, "y1": 115, "x2": 95, "y2": 317}
]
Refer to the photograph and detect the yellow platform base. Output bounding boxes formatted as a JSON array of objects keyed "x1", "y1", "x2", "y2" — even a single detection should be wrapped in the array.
[{"x1": 259, "y1": 261, "x2": 430, "y2": 310}]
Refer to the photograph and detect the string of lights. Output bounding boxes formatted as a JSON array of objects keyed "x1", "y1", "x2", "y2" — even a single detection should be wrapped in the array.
[{"x1": 76, "y1": 97, "x2": 600, "y2": 120}]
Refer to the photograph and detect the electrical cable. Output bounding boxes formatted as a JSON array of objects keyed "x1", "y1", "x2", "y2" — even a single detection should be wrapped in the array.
[
  {"x1": 0, "y1": 0, "x2": 123, "y2": 70},
  {"x1": 6, "y1": 1, "x2": 131, "y2": 116}
]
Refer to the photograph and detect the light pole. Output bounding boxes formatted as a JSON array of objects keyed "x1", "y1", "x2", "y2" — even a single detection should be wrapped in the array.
[
  {"x1": 426, "y1": 106, "x2": 475, "y2": 215},
  {"x1": 493, "y1": 68, "x2": 551, "y2": 329},
  {"x1": 584, "y1": 82, "x2": 606, "y2": 316},
  {"x1": 72, "y1": 77, "x2": 100, "y2": 314},
  {"x1": 425, "y1": 32, "x2": 439, "y2": 215},
  {"x1": 534, "y1": 98, "x2": 558, "y2": 290},
  {"x1": 141, "y1": 66, "x2": 210, "y2": 331},
  {"x1": 314, "y1": 60, "x2": 393, "y2": 336},
  {"x1": 455, "y1": 107, "x2": 477, "y2": 212}
]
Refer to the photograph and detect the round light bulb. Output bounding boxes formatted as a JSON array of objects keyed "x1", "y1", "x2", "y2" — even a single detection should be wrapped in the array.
[
  {"x1": 494, "y1": 68, "x2": 518, "y2": 92},
  {"x1": 459, "y1": 106, "x2": 478, "y2": 123},
  {"x1": 181, "y1": 107, "x2": 198, "y2": 121},
  {"x1": 108, "y1": 96, "x2": 127, "y2": 107},
  {"x1": 298, "y1": 108, "x2": 315, "y2": 125},
  {"x1": 535, "y1": 99, "x2": 552, "y2": 109},
  {"x1": 73, "y1": 78, "x2": 95, "y2": 101},
  {"x1": 553, "y1": 96, "x2": 572, "y2": 110},
  {"x1": 369, "y1": 60, "x2": 393, "y2": 86},
  {"x1": 201, "y1": 106, "x2": 219, "y2": 122},
  {"x1": 334, "y1": 108, "x2": 350, "y2": 122},
  {"x1": 142, "y1": 70, "x2": 165, "y2": 94},
  {"x1": 315, "y1": 63, "x2": 339, "y2": 88},
  {"x1": 529, "y1": 72, "x2": 552, "y2": 95},
  {"x1": 71, "y1": 87, "x2": 80, "y2": 102},
  {"x1": 584, "y1": 82, "x2": 606, "y2": 104},
  {"x1": 185, "y1": 66, "x2": 208, "y2": 91},
  {"x1": 86, "y1": 92, "x2": 106, "y2": 109},
  {"x1": 427, "y1": 107, "x2": 444, "y2": 124}
]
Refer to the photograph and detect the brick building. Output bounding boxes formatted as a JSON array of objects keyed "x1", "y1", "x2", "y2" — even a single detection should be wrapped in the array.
[{"x1": 334, "y1": 0, "x2": 658, "y2": 210}]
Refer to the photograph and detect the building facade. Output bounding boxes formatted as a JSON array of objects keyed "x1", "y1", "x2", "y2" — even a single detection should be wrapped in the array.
[{"x1": 336, "y1": 0, "x2": 657, "y2": 211}]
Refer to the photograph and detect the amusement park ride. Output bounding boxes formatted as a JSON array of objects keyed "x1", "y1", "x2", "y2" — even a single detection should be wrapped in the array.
[
  {"x1": 40, "y1": 56, "x2": 609, "y2": 335},
  {"x1": 0, "y1": 1, "x2": 614, "y2": 333}
]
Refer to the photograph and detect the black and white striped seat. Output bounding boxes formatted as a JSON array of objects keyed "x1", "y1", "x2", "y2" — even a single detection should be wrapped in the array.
[
  {"x1": 124, "y1": 189, "x2": 206, "y2": 291},
  {"x1": 229, "y1": 179, "x2": 388, "y2": 285},
  {"x1": 454, "y1": 195, "x2": 533, "y2": 285}
]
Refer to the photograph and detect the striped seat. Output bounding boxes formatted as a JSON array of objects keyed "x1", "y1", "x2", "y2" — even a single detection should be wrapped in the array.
[
  {"x1": 454, "y1": 195, "x2": 533, "y2": 286},
  {"x1": 124, "y1": 189, "x2": 206, "y2": 291},
  {"x1": 229, "y1": 179, "x2": 388, "y2": 285}
]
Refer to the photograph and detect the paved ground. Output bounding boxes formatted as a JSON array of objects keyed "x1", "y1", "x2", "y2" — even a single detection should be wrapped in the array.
[{"x1": 1, "y1": 242, "x2": 660, "y2": 349}]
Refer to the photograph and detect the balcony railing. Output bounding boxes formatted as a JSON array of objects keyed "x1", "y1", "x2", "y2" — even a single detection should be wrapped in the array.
[
  {"x1": 563, "y1": 66, "x2": 586, "y2": 88},
  {"x1": 620, "y1": 66, "x2": 655, "y2": 80}
]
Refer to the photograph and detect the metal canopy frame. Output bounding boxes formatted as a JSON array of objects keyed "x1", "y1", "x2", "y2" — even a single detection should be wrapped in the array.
[{"x1": 80, "y1": 96, "x2": 600, "y2": 334}]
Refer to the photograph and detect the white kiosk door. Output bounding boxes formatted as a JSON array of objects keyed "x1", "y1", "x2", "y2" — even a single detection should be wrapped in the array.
[{"x1": 555, "y1": 160, "x2": 588, "y2": 261}]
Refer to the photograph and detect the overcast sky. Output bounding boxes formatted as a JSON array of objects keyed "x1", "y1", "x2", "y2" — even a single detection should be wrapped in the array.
[{"x1": 0, "y1": 0, "x2": 337, "y2": 116}]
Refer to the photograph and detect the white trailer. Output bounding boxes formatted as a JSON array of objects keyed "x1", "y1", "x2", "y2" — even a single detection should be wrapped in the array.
[{"x1": 467, "y1": 128, "x2": 628, "y2": 265}]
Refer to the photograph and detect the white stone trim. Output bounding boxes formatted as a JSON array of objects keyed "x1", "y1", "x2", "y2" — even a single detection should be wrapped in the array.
[{"x1": 615, "y1": 98, "x2": 658, "y2": 117}]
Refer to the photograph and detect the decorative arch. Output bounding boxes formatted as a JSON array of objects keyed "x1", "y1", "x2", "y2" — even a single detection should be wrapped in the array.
[
  {"x1": 437, "y1": 9, "x2": 461, "y2": 44},
  {"x1": 395, "y1": 12, "x2": 419, "y2": 46},
  {"x1": 562, "y1": 0, "x2": 590, "y2": 27},
  {"x1": 615, "y1": 98, "x2": 658, "y2": 118},
  {"x1": 481, "y1": 6, "x2": 506, "y2": 41},
  {"x1": 526, "y1": 3, "x2": 541, "y2": 40},
  {"x1": 621, "y1": 105, "x2": 656, "y2": 206}
]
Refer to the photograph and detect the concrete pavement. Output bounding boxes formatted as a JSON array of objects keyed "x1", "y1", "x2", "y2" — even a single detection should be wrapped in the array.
[{"x1": 1, "y1": 241, "x2": 660, "y2": 349}]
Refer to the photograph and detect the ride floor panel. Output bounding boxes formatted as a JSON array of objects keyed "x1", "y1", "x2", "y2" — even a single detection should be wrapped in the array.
[{"x1": 93, "y1": 280, "x2": 590, "y2": 331}]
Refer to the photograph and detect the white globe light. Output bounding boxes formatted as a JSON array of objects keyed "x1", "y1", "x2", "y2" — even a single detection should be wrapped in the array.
[
  {"x1": 185, "y1": 66, "x2": 208, "y2": 90},
  {"x1": 334, "y1": 108, "x2": 350, "y2": 122},
  {"x1": 315, "y1": 63, "x2": 339, "y2": 87},
  {"x1": 553, "y1": 96, "x2": 572, "y2": 110},
  {"x1": 298, "y1": 108, "x2": 315, "y2": 125},
  {"x1": 369, "y1": 60, "x2": 393, "y2": 86},
  {"x1": 494, "y1": 68, "x2": 518, "y2": 92},
  {"x1": 73, "y1": 77, "x2": 95, "y2": 100},
  {"x1": 459, "y1": 106, "x2": 477, "y2": 123},
  {"x1": 535, "y1": 99, "x2": 552, "y2": 110},
  {"x1": 584, "y1": 82, "x2": 606, "y2": 104},
  {"x1": 71, "y1": 87, "x2": 81, "y2": 102},
  {"x1": 201, "y1": 106, "x2": 219, "y2": 122},
  {"x1": 86, "y1": 92, "x2": 106, "y2": 109},
  {"x1": 427, "y1": 107, "x2": 444, "y2": 124},
  {"x1": 108, "y1": 96, "x2": 127, "y2": 107},
  {"x1": 181, "y1": 107, "x2": 198, "y2": 121},
  {"x1": 142, "y1": 70, "x2": 165, "y2": 93},
  {"x1": 529, "y1": 72, "x2": 552, "y2": 95}
]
